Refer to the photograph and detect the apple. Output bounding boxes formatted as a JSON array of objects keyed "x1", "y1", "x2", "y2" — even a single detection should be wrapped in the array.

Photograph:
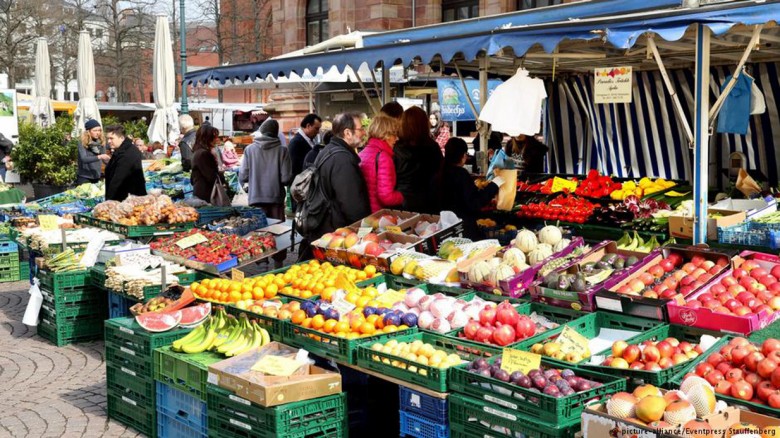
[
  {"x1": 733, "y1": 268, "x2": 749, "y2": 279},
  {"x1": 660, "y1": 289, "x2": 678, "y2": 300},
  {"x1": 729, "y1": 285, "x2": 747, "y2": 296},
  {"x1": 705, "y1": 370, "x2": 725, "y2": 386},
  {"x1": 623, "y1": 345, "x2": 641, "y2": 363},
  {"x1": 657, "y1": 341, "x2": 674, "y2": 358},
  {"x1": 758, "y1": 359, "x2": 779, "y2": 379},
  {"x1": 660, "y1": 259, "x2": 675, "y2": 272},
  {"x1": 686, "y1": 300, "x2": 703, "y2": 309},
  {"x1": 673, "y1": 270, "x2": 688, "y2": 282},
  {"x1": 610, "y1": 358, "x2": 629, "y2": 369},
  {"x1": 699, "y1": 292, "x2": 716, "y2": 302},
  {"x1": 744, "y1": 351, "x2": 765, "y2": 372},
  {"x1": 721, "y1": 276, "x2": 738, "y2": 287},
  {"x1": 629, "y1": 279, "x2": 646, "y2": 294},
  {"x1": 644, "y1": 362, "x2": 661, "y2": 371},
  {"x1": 715, "y1": 362, "x2": 733, "y2": 375},
  {"x1": 709, "y1": 265, "x2": 723, "y2": 275},
  {"x1": 734, "y1": 306, "x2": 753, "y2": 316},
  {"x1": 706, "y1": 353, "x2": 725, "y2": 366},
  {"x1": 768, "y1": 296, "x2": 780, "y2": 310},
  {"x1": 672, "y1": 353, "x2": 689, "y2": 365},
  {"x1": 630, "y1": 361, "x2": 645, "y2": 370},
  {"x1": 762, "y1": 338, "x2": 780, "y2": 356},
  {"x1": 682, "y1": 263, "x2": 697, "y2": 274},
  {"x1": 643, "y1": 345, "x2": 661, "y2": 363},
  {"x1": 643, "y1": 291, "x2": 659, "y2": 299},
  {"x1": 731, "y1": 347, "x2": 751, "y2": 366},
  {"x1": 648, "y1": 265, "x2": 665, "y2": 278},
  {"x1": 668, "y1": 253, "x2": 684, "y2": 267},
  {"x1": 659, "y1": 357, "x2": 674, "y2": 369},
  {"x1": 725, "y1": 299, "x2": 742, "y2": 312},
  {"x1": 695, "y1": 362, "x2": 714, "y2": 377}
]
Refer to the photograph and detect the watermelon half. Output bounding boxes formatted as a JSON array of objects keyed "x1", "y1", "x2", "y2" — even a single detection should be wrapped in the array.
[
  {"x1": 136, "y1": 311, "x2": 182, "y2": 333},
  {"x1": 179, "y1": 302, "x2": 211, "y2": 328}
]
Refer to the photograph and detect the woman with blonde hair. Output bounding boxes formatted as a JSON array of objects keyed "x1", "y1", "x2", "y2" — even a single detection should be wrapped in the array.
[
  {"x1": 358, "y1": 114, "x2": 404, "y2": 212},
  {"x1": 76, "y1": 119, "x2": 110, "y2": 184}
]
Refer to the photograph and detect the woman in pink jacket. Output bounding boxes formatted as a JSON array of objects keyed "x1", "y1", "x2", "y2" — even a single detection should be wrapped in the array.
[{"x1": 359, "y1": 115, "x2": 404, "y2": 213}]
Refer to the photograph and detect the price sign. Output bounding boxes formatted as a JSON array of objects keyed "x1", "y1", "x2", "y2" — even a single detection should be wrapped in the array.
[
  {"x1": 557, "y1": 325, "x2": 591, "y2": 358},
  {"x1": 501, "y1": 349, "x2": 541, "y2": 374},
  {"x1": 357, "y1": 227, "x2": 373, "y2": 238},
  {"x1": 176, "y1": 233, "x2": 208, "y2": 249},
  {"x1": 231, "y1": 268, "x2": 245, "y2": 281},
  {"x1": 385, "y1": 226, "x2": 403, "y2": 234},
  {"x1": 251, "y1": 355, "x2": 303, "y2": 376},
  {"x1": 332, "y1": 296, "x2": 356, "y2": 318},
  {"x1": 550, "y1": 177, "x2": 578, "y2": 193},
  {"x1": 38, "y1": 215, "x2": 58, "y2": 231}
]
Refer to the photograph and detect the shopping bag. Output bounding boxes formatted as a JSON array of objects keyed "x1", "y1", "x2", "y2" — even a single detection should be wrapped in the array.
[
  {"x1": 231, "y1": 182, "x2": 249, "y2": 207},
  {"x1": 736, "y1": 168, "x2": 761, "y2": 198},
  {"x1": 210, "y1": 178, "x2": 231, "y2": 207},
  {"x1": 23, "y1": 279, "x2": 42, "y2": 327},
  {"x1": 495, "y1": 169, "x2": 518, "y2": 211}
]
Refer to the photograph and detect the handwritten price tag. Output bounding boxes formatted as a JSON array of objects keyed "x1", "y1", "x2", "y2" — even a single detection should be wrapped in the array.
[
  {"x1": 550, "y1": 177, "x2": 578, "y2": 193},
  {"x1": 557, "y1": 325, "x2": 591, "y2": 358},
  {"x1": 176, "y1": 233, "x2": 208, "y2": 249},
  {"x1": 38, "y1": 215, "x2": 58, "y2": 231},
  {"x1": 231, "y1": 268, "x2": 245, "y2": 281},
  {"x1": 385, "y1": 225, "x2": 404, "y2": 234},
  {"x1": 332, "y1": 296, "x2": 356, "y2": 318},
  {"x1": 501, "y1": 349, "x2": 541, "y2": 375},
  {"x1": 251, "y1": 355, "x2": 302, "y2": 376}
]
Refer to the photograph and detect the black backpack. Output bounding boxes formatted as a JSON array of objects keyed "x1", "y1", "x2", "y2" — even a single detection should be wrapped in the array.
[{"x1": 293, "y1": 148, "x2": 349, "y2": 238}]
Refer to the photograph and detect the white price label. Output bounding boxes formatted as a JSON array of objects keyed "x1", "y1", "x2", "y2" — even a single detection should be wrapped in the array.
[{"x1": 595, "y1": 296, "x2": 623, "y2": 313}]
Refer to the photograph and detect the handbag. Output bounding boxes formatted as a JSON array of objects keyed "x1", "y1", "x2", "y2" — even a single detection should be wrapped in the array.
[{"x1": 210, "y1": 174, "x2": 231, "y2": 207}]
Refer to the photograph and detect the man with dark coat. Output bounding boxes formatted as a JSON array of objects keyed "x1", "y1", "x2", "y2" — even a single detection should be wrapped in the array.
[
  {"x1": 104, "y1": 125, "x2": 147, "y2": 201},
  {"x1": 178, "y1": 114, "x2": 196, "y2": 171},
  {"x1": 288, "y1": 113, "x2": 322, "y2": 179}
]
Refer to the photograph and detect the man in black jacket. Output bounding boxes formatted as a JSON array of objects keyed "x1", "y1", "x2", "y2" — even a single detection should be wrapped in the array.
[
  {"x1": 104, "y1": 125, "x2": 147, "y2": 201},
  {"x1": 288, "y1": 113, "x2": 322, "y2": 179},
  {"x1": 178, "y1": 114, "x2": 196, "y2": 171}
]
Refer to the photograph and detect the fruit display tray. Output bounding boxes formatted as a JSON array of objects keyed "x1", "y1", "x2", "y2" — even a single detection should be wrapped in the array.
[
  {"x1": 75, "y1": 212, "x2": 195, "y2": 238},
  {"x1": 154, "y1": 346, "x2": 224, "y2": 402},
  {"x1": 448, "y1": 357, "x2": 625, "y2": 425}
]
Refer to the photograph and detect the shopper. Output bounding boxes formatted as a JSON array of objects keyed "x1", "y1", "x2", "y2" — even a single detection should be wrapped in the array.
[
  {"x1": 76, "y1": 119, "x2": 110, "y2": 184},
  {"x1": 505, "y1": 134, "x2": 548, "y2": 175},
  {"x1": 439, "y1": 137, "x2": 499, "y2": 239},
  {"x1": 303, "y1": 130, "x2": 332, "y2": 169},
  {"x1": 190, "y1": 126, "x2": 223, "y2": 203},
  {"x1": 358, "y1": 115, "x2": 404, "y2": 213},
  {"x1": 394, "y1": 106, "x2": 442, "y2": 213},
  {"x1": 288, "y1": 113, "x2": 322, "y2": 180},
  {"x1": 430, "y1": 111, "x2": 451, "y2": 153},
  {"x1": 151, "y1": 142, "x2": 167, "y2": 159},
  {"x1": 178, "y1": 114, "x2": 196, "y2": 171},
  {"x1": 220, "y1": 140, "x2": 240, "y2": 170},
  {"x1": 104, "y1": 125, "x2": 147, "y2": 201},
  {"x1": 134, "y1": 137, "x2": 153, "y2": 159},
  {"x1": 0, "y1": 132, "x2": 12, "y2": 182},
  {"x1": 380, "y1": 101, "x2": 404, "y2": 119}
]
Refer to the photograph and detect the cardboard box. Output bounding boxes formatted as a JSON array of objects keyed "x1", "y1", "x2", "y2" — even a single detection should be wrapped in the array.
[
  {"x1": 668, "y1": 209, "x2": 746, "y2": 240},
  {"x1": 208, "y1": 343, "x2": 342, "y2": 407},
  {"x1": 710, "y1": 197, "x2": 777, "y2": 220},
  {"x1": 404, "y1": 214, "x2": 465, "y2": 256},
  {"x1": 582, "y1": 404, "x2": 740, "y2": 438},
  {"x1": 349, "y1": 209, "x2": 419, "y2": 232}
]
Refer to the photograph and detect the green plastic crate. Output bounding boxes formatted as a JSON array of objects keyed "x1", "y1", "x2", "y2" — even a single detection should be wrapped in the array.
[
  {"x1": 39, "y1": 286, "x2": 103, "y2": 307},
  {"x1": 476, "y1": 291, "x2": 528, "y2": 304},
  {"x1": 426, "y1": 283, "x2": 478, "y2": 297},
  {"x1": 282, "y1": 321, "x2": 416, "y2": 364},
  {"x1": 89, "y1": 264, "x2": 107, "y2": 289},
  {"x1": 38, "y1": 314, "x2": 104, "y2": 335},
  {"x1": 356, "y1": 274, "x2": 422, "y2": 290},
  {"x1": 448, "y1": 357, "x2": 625, "y2": 425},
  {"x1": 105, "y1": 341, "x2": 156, "y2": 378},
  {"x1": 39, "y1": 299, "x2": 105, "y2": 320},
  {"x1": 107, "y1": 390, "x2": 157, "y2": 438},
  {"x1": 0, "y1": 251, "x2": 19, "y2": 267},
  {"x1": 224, "y1": 301, "x2": 289, "y2": 341},
  {"x1": 106, "y1": 364, "x2": 156, "y2": 405},
  {"x1": 37, "y1": 318, "x2": 102, "y2": 346},
  {"x1": 37, "y1": 269, "x2": 90, "y2": 292},
  {"x1": 104, "y1": 317, "x2": 192, "y2": 357},
  {"x1": 207, "y1": 412, "x2": 346, "y2": 438},
  {"x1": 75, "y1": 212, "x2": 195, "y2": 238},
  {"x1": 154, "y1": 346, "x2": 224, "y2": 401},
  {"x1": 513, "y1": 311, "x2": 664, "y2": 366},
  {"x1": 581, "y1": 324, "x2": 725, "y2": 388},
  {"x1": 0, "y1": 263, "x2": 21, "y2": 282},
  {"x1": 206, "y1": 384, "x2": 346, "y2": 436},
  {"x1": 448, "y1": 393, "x2": 580, "y2": 438},
  {"x1": 356, "y1": 331, "x2": 500, "y2": 392}
]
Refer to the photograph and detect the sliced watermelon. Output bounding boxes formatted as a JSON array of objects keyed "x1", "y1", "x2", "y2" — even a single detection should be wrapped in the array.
[
  {"x1": 179, "y1": 302, "x2": 211, "y2": 327},
  {"x1": 136, "y1": 311, "x2": 182, "y2": 332}
]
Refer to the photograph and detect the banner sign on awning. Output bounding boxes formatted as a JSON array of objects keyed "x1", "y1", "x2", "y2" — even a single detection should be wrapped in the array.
[
  {"x1": 594, "y1": 67, "x2": 633, "y2": 104},
  {"x1": 437, "y1": 79, "x2": 503, "y2": 121}
]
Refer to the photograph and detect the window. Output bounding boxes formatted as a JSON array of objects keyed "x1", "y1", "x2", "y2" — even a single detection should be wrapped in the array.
[
  {"x1": 442, "y1": 0, "x2": 478, "y2": 22},
  {"x1": 306, "y1": 0, "x2": 329, "y2": 46},
  {"x1": 517, "y1": 0, "x2": 564, "y2": 10}
]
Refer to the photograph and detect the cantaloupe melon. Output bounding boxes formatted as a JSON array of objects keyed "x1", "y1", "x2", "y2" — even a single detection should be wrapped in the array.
[
  {"x1": 663, "y1": 400, "x2": 696, "y2": 427},
  {"x1": 606, "y1": 392, "x2": 638, "y2": 419},
  {"x1": 686, "y1": 384, "x2": 717, "y2": 418},
  {"x1": 514, "y1": 230, "x2": 538, "y2": 253}
]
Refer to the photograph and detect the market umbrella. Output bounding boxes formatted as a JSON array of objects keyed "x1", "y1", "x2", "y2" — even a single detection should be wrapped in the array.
[
  {"x1": 147, "y1": 15, "x2": 179, "y2": 145},
  {"x1": 73, "y1": 30, "x2": 101, "y2": 135},
  {"x1": 30, "y1": 38, "x2": 54, "y2": 128}
]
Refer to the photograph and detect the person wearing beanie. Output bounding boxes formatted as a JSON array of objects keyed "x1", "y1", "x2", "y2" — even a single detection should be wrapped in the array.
[
  {"x1": 77, "y1": 119, "x2": 111, "y2": 184},
  {"x1": 239, "y1": 118, "x2": 292, "y2": 267}
]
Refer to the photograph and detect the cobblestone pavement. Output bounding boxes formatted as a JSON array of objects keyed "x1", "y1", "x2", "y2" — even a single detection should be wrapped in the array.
[{"x1": 0, "y1": 281, "x2": 142, "y2": 438}]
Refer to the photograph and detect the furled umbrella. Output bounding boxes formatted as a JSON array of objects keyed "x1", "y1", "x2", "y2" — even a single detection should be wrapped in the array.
[
  {"x1": 73, "y1": 30, "x2": 101, "y2": 134},
  {"x1": 147, "y1": 15, "x2": 179, "y2": 145},
  {"x1": 30, "y1": 38, "x2": 54, "y2": 127}
]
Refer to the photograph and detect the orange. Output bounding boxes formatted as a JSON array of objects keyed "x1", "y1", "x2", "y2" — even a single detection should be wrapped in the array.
[
  {"x1": 356, "y1": 271, "x2": 367, "y2": 281},
  {"x1": 321, "y1": 287, "x2": 335, "y2": 302},
  {"x1": 365, "y1": 314, "x2": 380, "y2": 326},
  {"x1": 311, "y1": 315, "x2": 325, "y2": 330},
  {"x1": 349, "y1": 317, "x2": 364, "y2": 332},
  {"x1": 252, "y1": 287, "x2": 264, "y2": 300},
  {"x1": 383, "y1": 325, "x2": 398, "y2": 333},
  {"x1": 241, "y1": 291, "x2": 252, "y2": 301},
  {"x1": 364, "y1": 265, "x2": 377, "y2": 277},
  {"x1": 346, "y1": 332, "x2": 360, "y2": 339},
  {"x1": 265, "y1": 283, "x2": 278, "y2": 299},
  {"x1": 359, "y1": 322, "x2": 375, "y2": 335},
  {"x1": 220, "y1": 292, "x2": 229, "y2": 302},
  {"x1": 356, "y1": 296, "x2": 370, "y2": 308},
  {"x1": 323, "y1": 319, "x2": 338, "y2": 333},
  {"x1": 291, "y1": 310, "x2": 306, "y2": 324},
  {"x1": 241, "y1": 283, "x2": 253, "y2": 294},
  {"x1": 229, "y1": 290, "x2": 242, "y2": 302},
  {"x1": 313, "y1": 283, "x2": 324, "y2": 295},
  {"x1": 334, "y1": 321, "x2": 349, "y2": 334},
  {"x1": 301, "y1": 317, "x2": 313, "y2": 328},
  {"x1": 345, "y1": 292, "x2": 360, "y2": 304},
  {"x1": 301, "y1": 290, "x2": 313, "y2": 299}
]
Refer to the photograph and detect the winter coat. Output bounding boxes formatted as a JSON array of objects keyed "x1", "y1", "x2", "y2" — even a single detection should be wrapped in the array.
[
  {"x1": 440, "y1": 164, "x2": 498, "y2": 239},
  {"x1": 309, "y1": 137, "x2": 371, "y2": 237},
  {"x1": 394, "y1": 136, "x2": 442, "y2": 213},
  {"x1": 288, "y1": 132, "x2": 313, "y2": 178},
  {"x1": 238, "y1": 134, "x2": 292, "y2": 205},
  {"x1": 358, "y1": 138, "x2": 404, "y2": 213},
  {"x1": 221, "y1": 148, "x2": 239, "y2": 168},
  {"x1": 105, "y1": 137, "x2": 147, "y2": 201},
  {"x1": 191, "y1": 148, "x2": 221, "y2": 202},
  {"x1": 77, "y1": 140, "x2": 105, "y2": 181},
  {"x1": 303, "y1": 143, "x2": 324, "y2": 169},
  {"x1": 179, "y1": 129, "x2": 196, "y2": 171}
]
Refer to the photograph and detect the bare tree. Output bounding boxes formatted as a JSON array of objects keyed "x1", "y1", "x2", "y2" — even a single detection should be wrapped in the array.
[{"x1": 0, "y1": 0, "x2": 47, "y2": 90}]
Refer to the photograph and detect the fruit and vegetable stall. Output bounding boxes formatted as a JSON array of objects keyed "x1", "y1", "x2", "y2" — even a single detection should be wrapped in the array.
[{"x1": 5, "y1": 177, "x2": 780, "y2": 438}]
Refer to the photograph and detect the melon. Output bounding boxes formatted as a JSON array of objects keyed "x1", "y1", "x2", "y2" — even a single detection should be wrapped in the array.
[
  {"x1": 663, "y1": 390, "x2": 685, "y2": 405},
  {"x1": 633, "y1": 384, "x2": 662, "y2": 400},
  {"x1": 683, "y1": 420, "x2": 712, "y2": 438},
  {"x1": 606, "y1": 392, "x2": 638, "y2": 419},
  {"x1": 514, "y1": 230, "x2": 538, "y2": 253},
  {"x1": 468, "y1": 261, "x2": 492, "y2": 283},
  {"x1": 528, "y1": 244, "x2": 553, "y2": 265},
  {"x1": 663, "y1": 400, "x2": 696, "y2": 427},
  {"x1": 136, "y1": 310, "x2": 182, "y2": 332},
  {"x1": 538, "y1": 225, "x2": 563, "y2": 246},
  {"x1": 488, "y1": 263, "x2": 516, "y2": 284},
  {"x1": 681, "y1": 376, "x2": 713, "y2": 395},
  {"x1": 179, "y1": 302, "x2": 211, "y2": 327},
  {"x1": 686, "y1": 383, "x2": 717, "y2": 417},
  {"x1": 553, "y1": 238, "x2": 571, "y2": 253},
  {"x1": 635, "y1": 395, "x2": 667, "y2": 423},
  {"x1": 502, "y1": 248, "x2": 526, "y2": 269},
  {"x1": 488, "y1": 257, "x2": 502, "y2": 268}
]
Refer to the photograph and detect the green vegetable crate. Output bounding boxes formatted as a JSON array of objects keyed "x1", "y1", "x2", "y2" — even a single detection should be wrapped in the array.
[
  {"x1": 107, "y1": 390, "x2": 158, "y2": 438},
  {"x1": 75, "y1": 212, "x2": 195, "y2": 238},
  {"x1": 356, "y1": 274, "x2": 423, "y2": 290},
  {"x1": 153, "y1": 346, "x2": 224, "y2": 401},
  {"x1": 206, "y1": 384, "x2": 347, "y2": 438},
  {"x1": 224, "y1": 297, "x2": 290, "y2": 340},
  {"x1": 356, "y1": 331, "x2": 500, "y2": 392},
  {"x1": 448, "y1": 357, "x2": 625, "y2": 426},
  {"x1": 448, "y1": 393, "x2": 581, "y2": 438},
  {"x1": 476, "y1": 291, "x2": 528, "y2": 304},
  {"x1": 37, "y1": 269, "x2": 90, "y2": 292},
  {"x1": 580, "y1": 324, "x2": 725, "y2": 388},
  {"x1": 0, "y1": 241, "x2": 21, "y2": 282},
  {"x1": 513, "y1": 311, "x2": 664, "y2": 367},
  {"x1": 37, "y1": 317, "x2": 103, "y2": 346},
  {"x1": 37, "y1": 285, "x2": 106, "y2": 346},
  {"x1": 89, "y1": 264, "x2": 107, "y2": 290},
  {"x1": 670, "y1": 336, "x2": 780, "y2": 417},
  {"x1": 281, "y1": 322, "x2": 417, "y2": 364}
]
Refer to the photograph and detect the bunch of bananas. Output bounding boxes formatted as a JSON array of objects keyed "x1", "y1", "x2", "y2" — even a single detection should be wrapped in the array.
[
  {"x1": 616, "y1": 232, "x2": 661, "y2": 253},
  {"x1": 172, "y1": 307, "x2": 270, "y2": 357}
]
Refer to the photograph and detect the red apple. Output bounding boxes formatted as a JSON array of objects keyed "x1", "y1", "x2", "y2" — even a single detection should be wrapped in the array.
[
  {"x1": 742, "y1": 260, "x2": 761, "y2": 272},
  {"x1": 729, "y1": 284, "x2": 747, "y2": 296},
  {"x1": 705, "y1": 370, "x2": 725, "y2": 386},
  {"x1": 734, "y1": 306, "x2": 753, "y2": 316},
  {"x1": 623, "y1": 345, "x2": 641, "y2": 363},
  {"x1": 710, "y1": 265, "x2": 724, "y2": 275},
  {"x1": 744, "y1": 351, "x2": 765, "y2": 372},
  {"x1": 760, "y1": 275, "x2": 778, "y2": 288},
  {"x1": 762, "y1": 338, "x2": 780, "y2": 356},
  {"x1": 707, "y1": 353, "x2": 725, "y2": 366},
  {"x1": 733, "y1": 268, "x2": 749, "y2": 279},
  {"x1": 612, "y1": 341, "x2": 628, "y2": 358},
  {"x1": 725, "y1": 299, "x2": 742, "y2": 312},
  {"x1": 751, "y1": 268, "x2": 769, "y2": 279},
  {"x1": 771, "y1": 265, "x2": 780, "y2": 279},
  {"x1": 644, "y1": 362, "x2": 661, "y2": 371},
  {"x1": 732, "y1": 347, "x2": 751, "y2": 366},
  {"x1": 668, "y1": 253, "x2": 684, "y2": 267},
  {"x1": 672, "y1": 353, "x2": 689, "y2": 365},
  {"x1": 701, "y1": 260, "x2": 716, "y2": 270},
  {"x1": 630, "y1": 361, "x2": 645, "y2": 370},
  {"x1": 648, "y1": 265, "x2": 665, "y2": 278},
  {"x1": 769, "y1": 296, "x2": 780, "y2": 310},
  {"x1": 643, "y1": 345, "x2": 661, "y2": 363},
  {"x1": 659, "y1": 357, "x2": 674, "y2": 369},
  {"x1": 683, "y1": 263, "x2": 697, "y2": 274},
  {"x1": 716, "y1": 362, "x2": 733, "y2": 375},
  {"x1": 657, "y1": 341, "x2": 674, "y2": 358},
  {"x1": 660, "y1": 259, "x2": 675, "y2": 273},
  {"x1": 695, "y1": 362, "x2": 714, "y2": 377},
  {"x1": 721, "y1": 276, "x2": 739, "y2": 287},
  {"x1": 686, "y1": 300, "x2": 703, "y2": 309},
  {"x1": 757, "y1": 358, "x2": 779, "y2": 379}
]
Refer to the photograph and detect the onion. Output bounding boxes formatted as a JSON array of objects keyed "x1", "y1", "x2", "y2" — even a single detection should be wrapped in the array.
[
  {"x1": 452, "y1": 299, "x2": 468, "y2": 312},
  {"x1": 430, "y1": 298, "x2": 455, "y2": 319},
  {"x1": 431, "y1": 318, "x2": 452, "y2": 334},
  {"x1": 404, "y1": 288, "x2": 426, "y2": 308},
  {"x1": 447, "y1": 310, "x2": 470, "y2": 329},
  {"x1": 417, "y1": 295, "x2": 434, "y2": 311},
  {"x1": 463, "y1": 303, "x2": 482, "y2": 321},
  {"x1": 418, "y1": 311, "x2": 435, "y2": 329},
  {"x1": 393, "y1": 302, "x2": 410, "y2": 313}
]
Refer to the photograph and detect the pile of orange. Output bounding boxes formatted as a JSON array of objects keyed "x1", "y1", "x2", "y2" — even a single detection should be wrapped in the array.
[
  {"x1": 189, "y1": 275, "x2": 283, "y2": 304},
  {"x1": 279, "y1": 260, "x2": 379, "y2": 300},
  {"x1": 290, "y1": 310, "x2": 409, "y2": 340}
]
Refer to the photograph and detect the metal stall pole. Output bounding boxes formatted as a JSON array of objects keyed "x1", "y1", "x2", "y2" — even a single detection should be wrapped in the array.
[{"x1": 693, "y1": 24, "x2": 711, "y2": 244}]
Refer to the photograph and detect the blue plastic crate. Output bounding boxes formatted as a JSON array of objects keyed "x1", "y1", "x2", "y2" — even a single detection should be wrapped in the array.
[
  {"x1": 157, "y1": 409, "x2": 207, "y2": 438},
  {"x1": 0, "y1": 240, "x2": 18, "y2": 254},
  {"x1": 400, "y1": 410, "x2": 448, "y2": 438},
  {"x1": 718, "y1": 224, "x2": 779, "y2": 249},
  {"x1": 399, "y1": 387, "x2": 447, "y2": 424},
  {"x1": 187, "y1": 256, "x2": 238, "y2": 273},
  {"x1": 108, "y1": 290, "x2": 136, "y2": 319},
  {"x1": 156, "y1": 382, "x2": 208, "y2": 433}
]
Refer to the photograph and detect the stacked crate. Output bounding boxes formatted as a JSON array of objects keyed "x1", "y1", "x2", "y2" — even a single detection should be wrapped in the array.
[
  {"x1": 399, "y1": 387, "x2": 448, "y2": 438},
  {"x1": 206, "y1": 384, "x2": 348, "y2": 438},
  {"x1": 154, "y1": 347, "x2": 224, "y2": 438},
  {"x1": 37, "y1": 269, "x2": 106, "y2": 346},
  {"x1": 0, "y1": 240, "x2": 22, "y2": 282},
  {"x1": 105, "y1": 317, "x2": 192, "y2": 437}
]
